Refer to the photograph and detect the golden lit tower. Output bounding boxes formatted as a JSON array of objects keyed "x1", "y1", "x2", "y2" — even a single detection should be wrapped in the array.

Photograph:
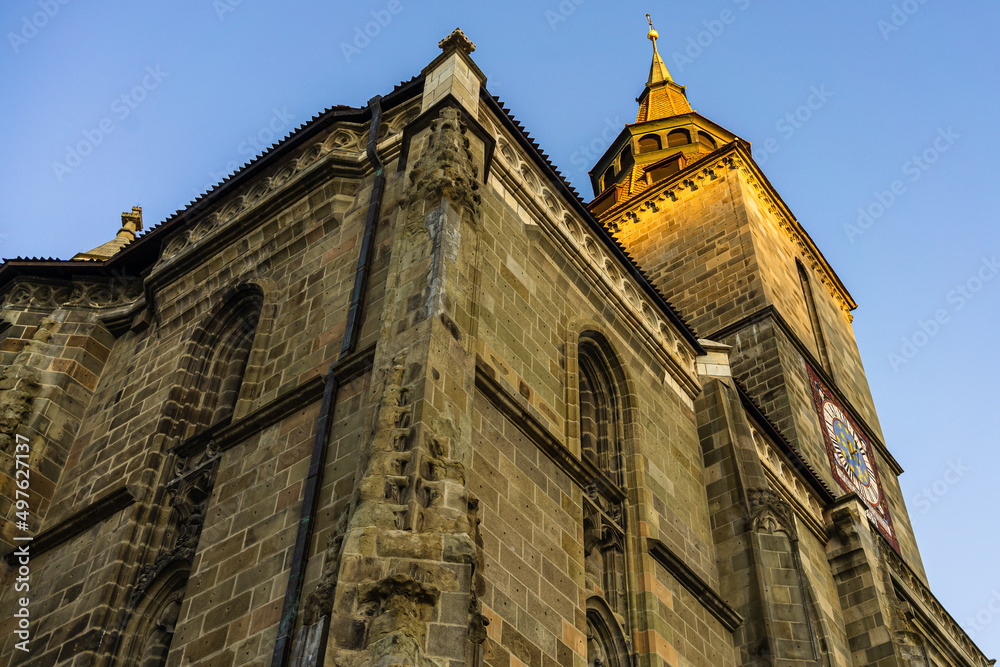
[{"x1": 588, "y1": 15, "x2": 740, "y2": 215}]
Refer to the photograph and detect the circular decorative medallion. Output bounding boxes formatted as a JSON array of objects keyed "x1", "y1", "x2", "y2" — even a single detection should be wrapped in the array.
[{"x1": 822, "y1": 399, "x2": 880, "y2": 506}]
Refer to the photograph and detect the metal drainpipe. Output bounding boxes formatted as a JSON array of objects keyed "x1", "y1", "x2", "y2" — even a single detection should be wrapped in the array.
[
  {"x1": 342, "y1": 94, "x2": 385, "y2": 359},
  {"x1": 270, "y1": 94, "x2": 385, "y2": 667}
]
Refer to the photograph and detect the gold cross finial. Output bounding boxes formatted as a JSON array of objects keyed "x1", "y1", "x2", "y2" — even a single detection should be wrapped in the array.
[{"x1": 646, "y1": 13, "x2": 659, "y2": 41}]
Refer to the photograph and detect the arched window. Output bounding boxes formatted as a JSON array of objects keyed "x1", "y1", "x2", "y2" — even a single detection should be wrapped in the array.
[
  {"x1": 602, "y1": 166, "x2": 617, "y2": 192},
  {"x1": 637, "y1": 134, "x2": 661, "y2": 153},
  {"x1": 117, "y1": 285, "x2": 264, "y2": 666},
  {"x1": 117, "y1": 562, "x2": 190, "y2": 667},
  {"x1": 180, "y1": 285, "x2": 263, "y2": 433},
  {"x1": 577, "y1": 334, "x2": 630, "y2": 621},
  {"x1": 578, "y1": 335, "x2": 623, "y2": 486},
  {"x1": 796, "y1": 260, "x2": 831, "y2": 371},
  {"x1": 698, "y1": 132, "x2": 717, "y2": 150},
  {"x1": 667, "y1": 128, "x2": 691, "y2": 148},
  {"x1": 586, "y1": 598, "x2": 630, "y2": 667},
  {"x1": 617, "y1": 145, "x2": 634, "y2": 176}
]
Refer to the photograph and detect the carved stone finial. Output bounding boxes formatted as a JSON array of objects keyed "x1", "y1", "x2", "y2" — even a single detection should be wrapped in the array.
[
  {"x1": 120, "y1": 205, "x2": 143, "y2": 240},
  {"x1": 748, "y1": 488, "x2": 797, "y2": 539},
  {"x1": 438, "y1": 27, "x2": 475, "y2": 55},
  {"x1": 404, "y1": 107, "x2": 481, "y2": 221},
  {"x1": 71, "y1": 205, "x2": 144, "y2": 261}
]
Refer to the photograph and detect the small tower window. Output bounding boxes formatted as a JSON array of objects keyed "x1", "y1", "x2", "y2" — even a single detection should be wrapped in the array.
[
  {"x1": 618, "y1": 145, "x2": 634, "y2": 176},
  {"x1": 698, "y1": 132, "x2": 717, "y2": 150},
  {"x1": 667, "y1": 129, "x2": 690, "y2": 148},
  {"x1": 637, "y1": 134, "x2": 661, "y2": 153},
  {"x1": 602, "y1": 166, "x2": 617, "y2": 191}
]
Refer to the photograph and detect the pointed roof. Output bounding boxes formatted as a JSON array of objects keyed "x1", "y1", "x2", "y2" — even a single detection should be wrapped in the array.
[
  {"x1": 637, "y1": 15, "x2": 693, "y2": 123},
  {"x1": 645, "y1": 14, "x2": 673, "y2": 86}
]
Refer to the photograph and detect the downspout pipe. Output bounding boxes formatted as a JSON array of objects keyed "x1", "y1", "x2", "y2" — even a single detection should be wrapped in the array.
[
  {"x1": 271, "y1": 94, "x2": 385, "y2": 667},
  {"x1": 342, "y1": 94, "x2": 385, "y2": 358}
]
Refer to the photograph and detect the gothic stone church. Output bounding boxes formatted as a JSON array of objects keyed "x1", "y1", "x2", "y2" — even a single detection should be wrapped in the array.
[{"x1": 0, "y1": 25, "x2": 991, "y2": 667}]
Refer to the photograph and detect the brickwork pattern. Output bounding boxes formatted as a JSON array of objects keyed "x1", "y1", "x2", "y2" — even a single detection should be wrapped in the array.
[{"x1": 0, "y1": 309, "x2": 113, "y2": 552}]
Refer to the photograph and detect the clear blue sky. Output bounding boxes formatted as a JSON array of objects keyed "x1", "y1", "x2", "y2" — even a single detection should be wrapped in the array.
[{"x1": 1, "y1": 0, "x2": 997, "y2": 656}]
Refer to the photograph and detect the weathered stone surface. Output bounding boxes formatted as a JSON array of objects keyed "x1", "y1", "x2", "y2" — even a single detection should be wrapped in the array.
[{"x1": 0, "y1": 26, "x2": 987, "y2": 667}]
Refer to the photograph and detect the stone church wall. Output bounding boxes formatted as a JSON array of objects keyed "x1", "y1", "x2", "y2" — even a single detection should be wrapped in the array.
[
  {"x1": 0, "y1": 108, "x2": 400, "y2": 664},
  {"x1": 469, "y1": 130, "x2": 734, "y2": 666}
]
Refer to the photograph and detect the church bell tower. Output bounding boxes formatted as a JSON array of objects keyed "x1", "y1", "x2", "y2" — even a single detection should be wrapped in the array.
[{"x1": 582, "y1": 17, "x2": 986, "y2": 664}]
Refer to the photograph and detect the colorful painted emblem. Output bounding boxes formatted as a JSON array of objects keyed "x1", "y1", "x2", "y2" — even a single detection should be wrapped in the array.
[{"x1": 807, "y1": 366, "x2": 898, "y2": 551}]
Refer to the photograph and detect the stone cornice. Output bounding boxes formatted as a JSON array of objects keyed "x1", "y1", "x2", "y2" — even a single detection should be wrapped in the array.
[
  {"x1": 880, "y1": 537, "x2": 991, "y2": 666},
  {"x1": 748, "y1": 424, "x2": 829, "y2": 545},
  {"x1": 147, "y1": 101, "x2": 424, "y2": 295},
  {"x1": 475, "y1": 361, "x2": 626, "y2": 505},
  {"x1": 646, "y1": 538, "x2": 743, "y2": 633},
  {"x1": 486, "y1": 124, "x2": 701, "y2": 401},
  {"x1": 599, "y1": 142, "x2": 858, "y2": 323},
  {"x1": 3, "y1": 486, "x2": 135, "y2": 566},
  {"x1": 0, "y1": 274, "x2": 143, "y2": 313},
  {"x1": 710, "y1": 305, "x2": 903, "y2": 476},
  {"x1": 479, "y1": 91, "x2": 703, "y2": 355}
]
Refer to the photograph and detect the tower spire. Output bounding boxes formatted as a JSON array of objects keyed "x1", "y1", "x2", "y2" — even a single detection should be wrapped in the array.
[
  {"x1": 646, "y1": 14, "x2": 673, "y2": 85},
  {"x1": 636, "y1": 14, "x2": 692, "y2": 123}
]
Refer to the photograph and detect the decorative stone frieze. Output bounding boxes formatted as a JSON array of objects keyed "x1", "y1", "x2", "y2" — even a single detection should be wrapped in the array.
[{"x1": 490, "y1": 133, "x2": 699, "y2": 398}]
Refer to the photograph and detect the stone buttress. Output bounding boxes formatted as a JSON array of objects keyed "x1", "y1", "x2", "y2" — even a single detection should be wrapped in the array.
[
  {"x1": 297, "y1": 87, "x2": 489, "y2": 665},
  {"x1": 696, "y1": 342, "x2": 829, "y2": 665}
]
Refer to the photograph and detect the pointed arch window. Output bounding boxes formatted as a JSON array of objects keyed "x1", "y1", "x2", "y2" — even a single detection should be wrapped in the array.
[
  {"x1": 796, "y1": 260, "x2": 831, "y2": 372},
  {"x1": 117, "y1": 285, "x2": 264, "y2": 667},
  {"x1": 586, "y1": 598, "x2": 631, "y2": 667},
  {"x1": 578, "y1": 336, "x2": 623, "y2": 487},
  {"x1": 181, "y1": 285, "x2": 264, "y2": 434},
  {"x1": 577, "y1": 333, "x2": 630, "y2": 616}
]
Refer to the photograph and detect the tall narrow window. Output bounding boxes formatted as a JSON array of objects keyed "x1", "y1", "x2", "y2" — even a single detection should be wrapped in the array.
[
  {"x1": 577, "y1": 333, "x2": 629, "y2": 616},
  {"x1": 578, "y1": 338, "x2": 622, "y2": 486},
  {"x1": 797, "y1": 260, "x2": 831, "y2": 371},
  {"x1": 602, "y1": 166, "x2": 617, "y2": 192},
  {"x1": 117, "y1": 285, "x2": 263, "y2": 667},
  {"x1": 617, "y1": 145, "x2": 634, "y2": 177}
]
